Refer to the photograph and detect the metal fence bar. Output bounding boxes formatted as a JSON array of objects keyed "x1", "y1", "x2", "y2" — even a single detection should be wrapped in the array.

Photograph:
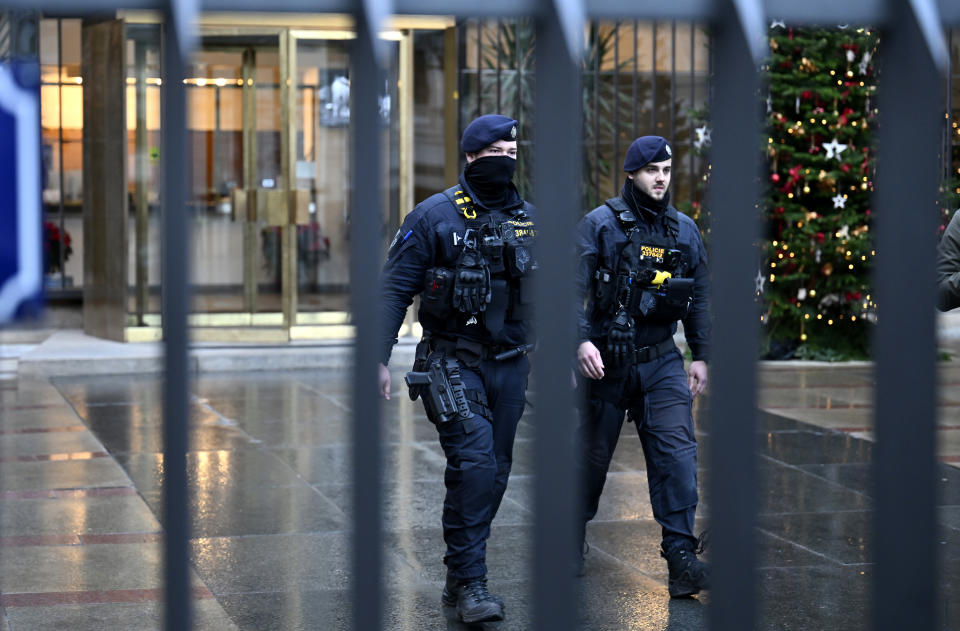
[
  {"x1": 515, "y1": 17, "x2": 522, "y2": 126},
  {"x1": 496, "y1": 17, "x2": 502, "y2": 112},
  {"x1": 872, "y1": 1, "x2": 943, "y2": 629},
  {"x1": 707, "y1": 1, "x2": 763, "y2": 629},
  {"x1": 55, "y1": 19, "x2": 65, "y2": 288},
  {"x1": 476, "y1": 19, "x2": 482, "y2": 118},
  {"x1": 457, "y1": 18, "x2": 465, "y2": 143},
  {"x1": 669, "y1": 20, "x2": 676, "y2": 148},
  {"x1": 613, "y1": 20, "x2": 620, "y2": 199},
  {"x1": 532, "y1": 0, "x2": 581, "y2": 629},
  {"x1": 689, "y1": 21, "x2": 695, "y2": 202},
  {"x1": 651, "y1": 20, "x2": 657, "y2": 131},
  {"x1": 160, "y1": 1, "x2": 193, "y2": 629},
  {"x1": 13, "y1": 0, "x2": 960, "y2": 24},
  {"x1": 349, "y1": 0, "x2": 387, "y2": 629},
  {"x1": 632, "y1": 19, "x2": 637, "y2": 139},
  {"x1": 592, "y1": 21, "x2": 599, "y2": 200}
]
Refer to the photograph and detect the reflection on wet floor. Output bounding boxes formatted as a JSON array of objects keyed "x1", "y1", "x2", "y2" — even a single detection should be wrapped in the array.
[{"x1": 0, "y1": 368, "x2": 955, "y2": 630}]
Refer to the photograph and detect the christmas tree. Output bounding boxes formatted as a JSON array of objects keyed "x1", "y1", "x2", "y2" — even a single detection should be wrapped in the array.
[{"x1": 762, "y1": 24, "x2": 880, "y2": 360}]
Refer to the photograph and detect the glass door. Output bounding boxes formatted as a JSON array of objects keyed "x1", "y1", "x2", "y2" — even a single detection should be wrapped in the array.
[
  {"x1": 125, "y1": 23, "x2": 405, "y2": 340},
  {"x1": 184, "y1": 39, "x2": 286, "y2": 320},
  {"x1": 290, "y1": 31, "x2": 401, "y2": 322}
]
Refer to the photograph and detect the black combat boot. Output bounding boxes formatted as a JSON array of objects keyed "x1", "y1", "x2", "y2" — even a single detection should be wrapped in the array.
[
  {"x1": 441, "y1": 575, "x2": 504, "y2": 623},
  {"x1": 442, "y1": 572, "x2": 504, "y2": 608},
  {"x1": 660, "y1": 534, "x2": 710, "y2": 598}
]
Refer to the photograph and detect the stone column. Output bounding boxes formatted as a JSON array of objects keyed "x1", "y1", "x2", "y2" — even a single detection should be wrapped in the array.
[{"x1": 81, "y1": 18, "x2": 127, "y2": 341}]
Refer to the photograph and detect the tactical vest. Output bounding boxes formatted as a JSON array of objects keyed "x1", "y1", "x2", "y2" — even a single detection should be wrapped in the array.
[
  {"x1": 419, "y1": 186, "x2": 537, "y2": 337},
  {"x1": 592, "y1": 197, "x2": 693, "y2": 325}
]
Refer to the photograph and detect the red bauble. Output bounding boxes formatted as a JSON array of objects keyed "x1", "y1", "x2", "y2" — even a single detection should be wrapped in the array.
[{"x1": 771, "y1": 173, "x2": 781, "y2": 183}]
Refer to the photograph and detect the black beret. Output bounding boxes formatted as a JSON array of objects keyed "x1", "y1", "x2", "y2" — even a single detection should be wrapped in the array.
[
  {"x1": 460, "y1": 114, "x2": 518, "y2": 153},
  {"x1": 623, "y1": 136, "x2": 672, "y2": 172}
]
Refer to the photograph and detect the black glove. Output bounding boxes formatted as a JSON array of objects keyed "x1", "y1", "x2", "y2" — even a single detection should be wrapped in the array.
[
  {"x1": 453, "y1": 250, "x2": 491, "y2": 314},
  {"x1": 605, "y1": 311, "x2": 634, "y2": 366}
]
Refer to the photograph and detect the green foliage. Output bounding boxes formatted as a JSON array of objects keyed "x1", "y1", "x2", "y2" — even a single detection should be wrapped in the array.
[{"x1": 761, "y1": 25, "x2": 880, "y2": 360}]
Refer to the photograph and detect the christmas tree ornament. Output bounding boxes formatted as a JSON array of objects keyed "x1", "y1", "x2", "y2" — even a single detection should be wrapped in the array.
[
  {"x1": 832, "y1": 194, "x2": 846, "y2": 209},
  {"x1": 822, "y1": 138, "x2": 848, "y2": 160},
  {"x1": 755, "y1": 269, "x2": 766, "y2": 295},
  {"x1": 694, "y1": 125, "x2": 712, "y2": 150}
]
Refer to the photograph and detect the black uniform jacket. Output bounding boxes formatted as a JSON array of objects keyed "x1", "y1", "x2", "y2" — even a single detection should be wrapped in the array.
[
  {"x1": 575, "y1": 200, "x2": 711, "y2": 362},
  {"x1": 378, "y1": 177, "x2": 535, "y2": 365}
]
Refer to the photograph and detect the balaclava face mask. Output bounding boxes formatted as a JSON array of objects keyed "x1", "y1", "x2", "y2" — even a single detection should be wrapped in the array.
[{"x1": 464, "y1": 155, "x2": 517, "y2": 204}]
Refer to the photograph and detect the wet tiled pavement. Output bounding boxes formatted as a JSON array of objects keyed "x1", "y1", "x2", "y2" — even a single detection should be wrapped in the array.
[{"x1": 0, "y1": 362, "x2": 957, "y2": 630}]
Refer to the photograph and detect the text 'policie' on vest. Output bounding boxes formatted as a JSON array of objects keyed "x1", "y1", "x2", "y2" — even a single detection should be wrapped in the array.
[{"x1": 593, "y1": 196, "x2": 694, "y2": 326}]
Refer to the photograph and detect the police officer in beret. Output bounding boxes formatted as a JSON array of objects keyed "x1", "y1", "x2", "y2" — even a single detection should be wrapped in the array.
[
  {"x1": 377, "y1": 114, "x2": 536, "y2": 623},
  {"x1": 574, "y1": 136, "x2": 710, "y2": 597}
]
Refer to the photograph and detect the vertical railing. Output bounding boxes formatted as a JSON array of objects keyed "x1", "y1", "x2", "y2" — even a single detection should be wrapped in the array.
[
  {"x1": 160, "y1": 1, "x2": 193, "y2": 629},
  {"x1": 872, "y1": 1, "x2": 945, "y2": 629},
  {"x1": 689, "y1": 22, "x2": 696, "y2": 202},
  {"x1": 532, "y1": 2, "x2": 581, "y2": 630},
  {"x1": 349, "y1": 0, "x2": 389, "y2": 629},
  {"x1": 706, "y1": 1, "x2": 762, "y2": 629}
]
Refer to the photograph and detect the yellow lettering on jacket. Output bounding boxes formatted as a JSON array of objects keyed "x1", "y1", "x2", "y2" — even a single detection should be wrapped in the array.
[{"x1": 640, "y1": 245, "x2": 665, "y2": 259}]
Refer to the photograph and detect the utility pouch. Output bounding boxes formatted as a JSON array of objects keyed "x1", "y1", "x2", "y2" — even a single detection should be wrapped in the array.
[
  {"x1": 505, "y1": 242, "x2": 534, "y2": 278},
  {"x1": 637, "y1": 277, "x2": 693, "y2": 321},
  {"x1": 420, "y1": 267, "x2": 455, "y2": 319},
  {"x1": 407, "y1": 339, "x2": 431, "y2": 401},
  {"x1": 594, "y1": 267, "x2": 614, "y2": 310},
  {"x1": 480, "y1": 231, "x2": 506, "y2": 275},
  {"x1": 662, "y1": 277, "x2": 694, "y2": 306}
]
